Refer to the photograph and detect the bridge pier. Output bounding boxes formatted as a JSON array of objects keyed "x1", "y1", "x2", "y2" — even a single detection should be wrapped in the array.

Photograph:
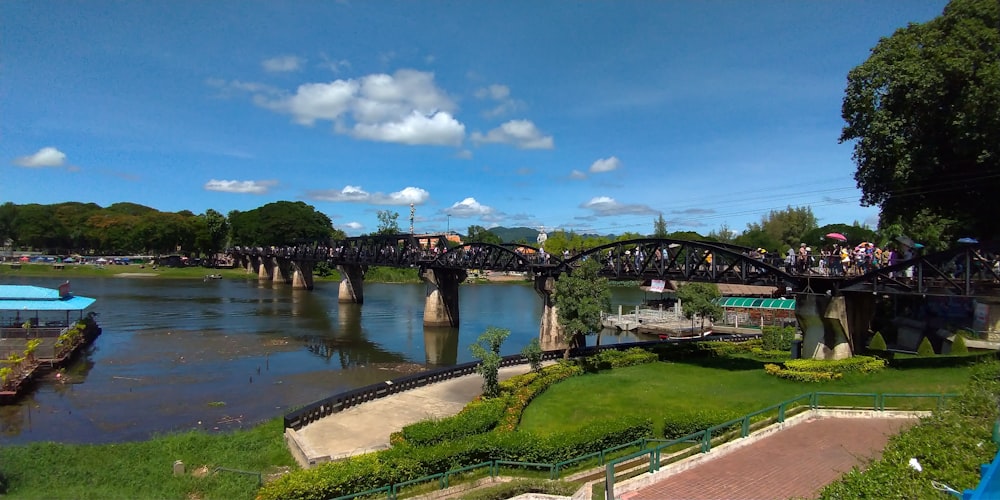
[
  {"x1": 273, "y1": 258, "x2": 293, "y2": 284},
  {"x1": 291, "y1": 261, "x2": 314, "y2": 290},
  {"x1": 795, "y1": 293, "x2": 875, "y2": 360},
  {"x1": 258, "y1": 258, "x2": 274, "y2": 281},
  {"x1": 243, "y1": 256, "x2": 255, "y2": 275},
  {"x1": 337, "y1": 265, "x2": 365, "y2": 304},
  {"x1": 534, "y1": 276, "x2": 566, "y2": 351},
  {"x1": 421, "y1": 268, "x2": 466, "y2": 327}
]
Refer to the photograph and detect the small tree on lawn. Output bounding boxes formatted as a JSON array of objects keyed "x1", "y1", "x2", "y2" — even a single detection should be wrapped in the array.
[
  {"x1": 951, "y1": 334, "x2": 969, "y2": 355},
  {"x1": 521, "y1": 337, "x2": 543, "y2": 372},
  {"x1": 676, "y1": 282, "x2": 723, "y2": 332},
  {"x1": 470, "y1": 326, "x2": 510, "y2": 398},
  {"x1": 553, "y1": 258, "x2": 611, "y2": 359}
]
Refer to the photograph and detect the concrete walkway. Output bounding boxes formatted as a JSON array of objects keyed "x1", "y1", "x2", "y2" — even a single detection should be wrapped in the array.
[{"x1": 287, "y1": 364, "x2": 535, "y2": 467}]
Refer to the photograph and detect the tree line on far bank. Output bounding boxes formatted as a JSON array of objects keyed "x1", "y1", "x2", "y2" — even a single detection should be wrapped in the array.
[{"x1": 0, "y1": 200, "x2": 342, "y2": 257}]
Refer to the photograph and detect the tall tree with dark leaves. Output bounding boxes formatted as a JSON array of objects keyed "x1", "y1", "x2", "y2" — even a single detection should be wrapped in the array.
[
  {"x1": 841, "y1": 0, "x2": 1000, "y2": 243},
  {"x1": 553, "y1": 258, "x2": 611, "y2": 358}
]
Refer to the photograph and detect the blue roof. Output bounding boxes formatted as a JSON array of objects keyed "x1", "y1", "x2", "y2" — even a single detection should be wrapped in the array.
[{"x1": 0, "y1": 285, "x2": 96, "y2": 311}]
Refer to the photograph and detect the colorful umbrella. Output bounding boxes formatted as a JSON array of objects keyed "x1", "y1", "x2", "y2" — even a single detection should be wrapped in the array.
[{"x1": 825, "y1": 232, "x2": 847, "y2": 242}]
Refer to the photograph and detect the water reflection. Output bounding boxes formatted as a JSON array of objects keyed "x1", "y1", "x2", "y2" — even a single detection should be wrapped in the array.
[
  {"x1": 423, "y1": 326, "x2": 459, "y2": 366},
  {"x1": 0, "y1": 276, "x2": 653, "y2": 444}
]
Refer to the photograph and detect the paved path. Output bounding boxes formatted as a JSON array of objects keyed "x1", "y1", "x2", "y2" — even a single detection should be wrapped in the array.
[
  {"x1": 290, "y1": 364, "x2": 535, "y2": 465},
  {"x1": 620, "y1": 415, "x2": 916, "y2": 500}
]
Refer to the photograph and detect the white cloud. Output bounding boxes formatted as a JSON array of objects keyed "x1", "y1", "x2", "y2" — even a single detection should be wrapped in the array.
[
  {"x1": 307, "y1": 185, "x2": 430, "y2": 205},
  {"x1": 581, "y1": 196, "x2": 657, "y2": 216},
  {"x1": 475, "y1": 84, "x2": 510, "y2": 100},
  {"x1": 262, "y1": 55, "x2": 304, "y2": 73},
  {"x1": 204, "y1": 179, "x2": 277, "y2": 194},
  {"x1": 445, "y1": 197, "x2": 494, "y2": 217},
  {"x1": 470, "y1": 120, "x2": 554, "y2": 149},
  {"x1": 13, "y1": 147, "x2": 67, "y2": 167},
  {"x1": 590, "y1": 156, "x2": 621, "y2": 173},
  {"x1": 352, "y1": 110, "x2": 464, "y2": 146},
  {"x1": 343, "y1": 222, "x2": 363, "y2": 230},
  {"x1": 206, "y1": 78, "x2": 282, "y2": 98},
  {"x1": 569, "y1": 169, "x2": 587, "y2": 180},
  {"x1": 372, "y1": 186, "x2": 430, "y2": 205},
  {"x1": 455, "y1": 149, "x2": 473, "y2": 160},
  {"x1": 474, "y1": 84, "x2": 523, "y2": 118},
  {"x1": 252, "y1": 69, "x2": 465, "y2": 147}
]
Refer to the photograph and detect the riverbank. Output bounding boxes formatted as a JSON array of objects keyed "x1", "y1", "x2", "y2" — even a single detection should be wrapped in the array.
[{"x1": 0, "y1": 263, "x2": 534, "y2": 284}]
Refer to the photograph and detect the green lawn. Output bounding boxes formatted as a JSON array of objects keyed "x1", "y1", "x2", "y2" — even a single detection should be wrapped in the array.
[
  {"x1": 0, "y1": 418, "x2": 295, "y2": 500},
  {"x1": 518, "y1": 358, "x2": 977, "y2": 437}
]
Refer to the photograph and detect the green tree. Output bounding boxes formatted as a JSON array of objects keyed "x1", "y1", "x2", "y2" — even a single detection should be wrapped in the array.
[
  {"x1": 675, "y1": 282, "x2": 723, "y2": 332},
  {"x1": 229, "y1": 201, "x2": 334, "y2": 246},
  {"x1": 0, "y1": 202, "x2": 18, "y2": 248},
  {"x1": 469, "y1": 326, "x2": 510, "y2": 398},
  {"x1": 376, "y1": 210, "x2": 400, "y2": 235},
  {"x1": 744, "y1": 206, "x2": 817, "y2": 251},
  {"x1": 196, "y1": 209, "x2": 229, "y2": 259},
  {"x1": 521, "y1": 337, "x2": 543, "y2": 372},
  {"x1": 842, "y1": 0, "x2": 1000, "y2": 240},
  {"x1": 652, "y1": 213, "x2": 668, "y2": 238},
  {"x1": 466, "y1": 225, "x2": 502, "y2": 245},
  {"x1": 706, "y1": 223, "x2": 736, "y2": 244},
  {"x1": 553, "y1": 258, "x2": 611, "y2": 358}
]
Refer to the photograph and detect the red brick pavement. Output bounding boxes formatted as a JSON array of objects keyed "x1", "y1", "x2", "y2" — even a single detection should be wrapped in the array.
[{"x1": 621, "y1": 416, "x2": 915, "y2": 500}]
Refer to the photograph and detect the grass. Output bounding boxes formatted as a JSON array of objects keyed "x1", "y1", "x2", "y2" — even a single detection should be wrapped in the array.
[
  {"x1": 518, "y1": 358, "x2": 978, "y2": 437},
  {"x1": 0, "y1": 417, "x2": 296, "y2": 500}
]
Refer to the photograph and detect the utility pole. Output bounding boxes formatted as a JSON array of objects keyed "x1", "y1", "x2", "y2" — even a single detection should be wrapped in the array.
[{"x1": 409, "y1": 203, "x2": 415, "y2": 234}]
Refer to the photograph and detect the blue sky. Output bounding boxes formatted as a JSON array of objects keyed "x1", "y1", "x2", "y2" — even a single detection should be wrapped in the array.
[{"x1": 2, "y1": 1, "x2": 948, "y2": 237}]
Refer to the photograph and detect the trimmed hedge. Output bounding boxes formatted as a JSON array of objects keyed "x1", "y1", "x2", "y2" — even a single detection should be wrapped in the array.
[
  {"x1": 579, "y1": 348, "x2": 658, "y2": 372},
  {"x1": 662, "y1": 409, "x2": 744, "y2": 439},
  {"x1": 458, "y1": 478, "x2": 578, "y2": 500},
  {"x1": 868, "y1": 331, "x2": 887, "y2": 351},
  {"x1": 761, "y1": 325, "x2": 795, "y2": 351},
  {"x1": 259, "y1": 351, "x2": 659, "y2": 500},
  {"x1": 765, "y1": 355, "x2": 887, "y2": 382},
  {"x1": 394, "y1": 396, "x2": 509, "y2": 446},
  {"x1": 917, "y1": 337, "x2": 935, "y2": 356},
  {"x1": 258, "y1": 417, "x2": 652, "y2": 500},
  {"x1": 951, "y1": 334, "x2": 969, "y2": 355}
]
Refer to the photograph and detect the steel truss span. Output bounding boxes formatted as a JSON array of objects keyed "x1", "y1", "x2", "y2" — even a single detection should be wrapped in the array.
[{"x1": 228, "y1": 237, "x2": 1000, "y2": 298}]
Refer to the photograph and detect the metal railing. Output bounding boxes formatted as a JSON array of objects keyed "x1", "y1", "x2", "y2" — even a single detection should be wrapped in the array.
[
  {"x1": 292, "y1": 391, "x2": 956, "y2": 500},
  {"x1": 603, "y1": 391, "x2": 958, "y2": 500}
]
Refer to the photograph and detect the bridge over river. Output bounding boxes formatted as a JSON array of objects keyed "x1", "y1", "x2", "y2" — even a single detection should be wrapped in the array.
[{"x1": 229, "y1": 236, "x2": 1000, "y2": 359}]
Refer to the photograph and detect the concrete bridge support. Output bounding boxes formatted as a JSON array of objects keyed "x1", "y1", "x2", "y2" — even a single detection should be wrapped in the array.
[
  {"x1": 422, "y1": 268, "x2": 467, "y2": 327},
  {"x1": 291, "y1": 261, "x2": 314, "y2": 290},
  {"x1": 795, "y1": 293, "x2": 876, "y2": 360},
  {"x1": 272, "y1": 258, "x2": 293, "y2": 284},
  {"x1": 534, "y1": 276, "x2": 566, "y2": 351},
  {"x1": 258, "y1": 258, "x2": 274, "y2": 281},
  {"x1": 337, "y1": 265, "x2": 365, "y2": 304},
  {"x1": 243, "y1": 256, "x2": 256, "y2": 275}
]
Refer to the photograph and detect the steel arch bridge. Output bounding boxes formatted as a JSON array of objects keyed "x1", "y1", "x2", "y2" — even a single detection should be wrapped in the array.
[{"x1": 228, "y1": 236, "x2": 1000, "y2": 298}]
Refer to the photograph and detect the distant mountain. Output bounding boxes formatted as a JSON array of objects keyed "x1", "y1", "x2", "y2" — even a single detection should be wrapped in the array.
[{"x1": 488, "y1": 226, "x2": 539, "y2": 244}]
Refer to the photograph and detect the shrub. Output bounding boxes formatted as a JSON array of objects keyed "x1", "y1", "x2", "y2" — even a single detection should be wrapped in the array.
[
  {"x1": 951, "y1": 334, "x2": 969, "y2": 355},
  {"x1": 761, "y1": 325, "x2": 795, "y2": 351},
  {"x1": 395, "y1": 396, "x2": 509, "y2": 447},
  {"x1": 521, "y1": 338, "x2": 543, "y2": 372},
  {"x1": 764, "y1": 356, "x2": 886, "y2": 382},
  {"x1": 868, "y1": 331, "x2": 887, "y2": 351},
  {"x1": 749, "y1": 347, "x2": 791, "y2": 360},
  {"x1": 917, "y1": 337, "x2": 935, "y2": 357},
  {"x1": 459, "y1": 479, "x2": 578, "y2": 500},
  {"x1": 580, "y1": 348, "x2": 657, "y2": 371}
]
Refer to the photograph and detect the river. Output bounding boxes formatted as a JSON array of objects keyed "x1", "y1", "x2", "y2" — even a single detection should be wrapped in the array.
[{"x1": 0, "y1": 275, "x2": 655, "y2": 444}]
